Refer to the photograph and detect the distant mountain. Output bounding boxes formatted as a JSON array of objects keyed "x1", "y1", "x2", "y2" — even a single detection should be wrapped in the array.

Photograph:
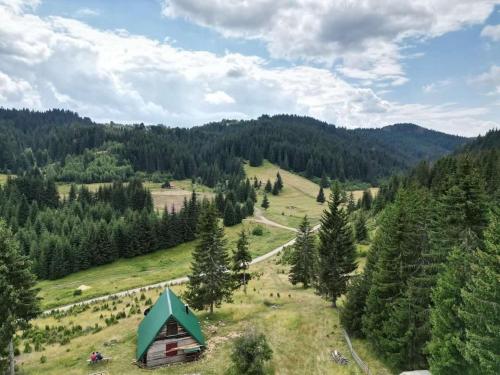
[
  {"x1": 354, "y1": 123, "x2": 469, "y2": 165},
  {"x1": 0, "y1": 109, "x2": 471, "y2": 184}
]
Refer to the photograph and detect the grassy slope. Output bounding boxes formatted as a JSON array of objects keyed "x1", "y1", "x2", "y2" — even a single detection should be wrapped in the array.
[
  {"x1": 245, "y1": 160, "x2": 378, "y2": 228},
  {"x1": 19, "y1": 257, "x2": 391, "y2": 375},
  {"x1": 0, "y1": 173, "x2": 11, "y2": 185},
  {"x1": 38, "y1": 221, "x2": 293, "y2": 309}
]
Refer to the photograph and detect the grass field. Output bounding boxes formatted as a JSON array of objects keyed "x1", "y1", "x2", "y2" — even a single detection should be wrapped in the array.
[
  {"x1": 18, "y1": 255, "x2": 391, "y2": 375},
  {"x1": 245, "y1": 160, "x2": 378, "y2": 228},
  {"x1": 37, "y1": 221, "x2": 294, "y2": 310},
  {"x1": 0, "y1": 173, "x2": 12, "y2": 185}
]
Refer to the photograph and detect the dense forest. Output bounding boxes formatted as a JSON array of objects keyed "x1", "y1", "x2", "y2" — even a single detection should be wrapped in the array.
[
  {"x1": 341, "y1": 129, "x2": 500, "y2": 373},
  {"x1": 0, "y1": 109, "x2": 467, "y2": 185}
]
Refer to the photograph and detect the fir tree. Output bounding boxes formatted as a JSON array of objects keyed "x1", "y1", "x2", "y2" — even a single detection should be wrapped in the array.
[
  {"x1": 362, "y1": 187, "x2": 432, "y2": 369},
  {"x1": 428, "y1": 231, "x2": 480, "y2": 375},
  {"x1": 232, "y1": 230, "x2": 252, "y2": 293},
  {"x1": 354, "y1": 213, "x2": 368, "y2": 242},
  {"x1": 459, "y1": 210, "x2": 500, "y2": 374},
  {"x1": 316, "y1": 186, "x2": 325, "y2": 203},
  {"x1": 271, "y1": 181, "x2": 280, "y2": 196},
  {"x1": 360, "y1": 190, "x2": 373, "y2": 210},
  {"x1": 315, "y1": 182, "x2": 356, "y2": 307},
  {"x1": 289, "y1": 216, "x2": 316, "y2": 288},
  {"x1": 264, "y1": 179, "x2": 272, "y2": 193},
  {"x1": 320, "y1": 173, "x2": 329, "y2": 188},
  {"x1": 0, "y1": 220, "x2": 39, "y2": 374},
  {"x1": 245, "y1": 198, "x2": 254, "y2": 216},
  {"x1": 276, "y1": 172, "x2": 284, "y2": 191},
  {"x1": 223, "y1": 201, "x2": 236, "y2": 227},
  {"x1": 261, "y1": 194, "x2": 270, "y2": 210},
  {"x1": 347, "y1": 192, "x2": 356, "y2": 214},
  {"x1": 68, "y1": 184, "x2": 77, "y2": 203},
  {"x1": 185, "y1": 206, "x2": 233, "y2": 313}
]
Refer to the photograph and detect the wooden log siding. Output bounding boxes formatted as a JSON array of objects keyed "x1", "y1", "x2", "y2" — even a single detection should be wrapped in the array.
[{"x1": 145, "y1": 319, "x2": 200, "y2": 367}]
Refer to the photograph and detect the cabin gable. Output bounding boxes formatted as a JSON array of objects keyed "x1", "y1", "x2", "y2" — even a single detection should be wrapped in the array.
[{"x1": 136, "y1": 288, "x2": 205, "y2": 368}]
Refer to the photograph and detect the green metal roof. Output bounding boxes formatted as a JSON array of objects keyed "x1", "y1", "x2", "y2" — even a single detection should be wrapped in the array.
[{"x1": 136, "y1": 288, "x2": 206, "y2": 360}]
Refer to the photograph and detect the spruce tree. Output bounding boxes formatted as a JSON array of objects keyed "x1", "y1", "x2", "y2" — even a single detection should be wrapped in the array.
[
  {"x1": 320, "y1": 173, "x2": 329, "y2": 188},
  {"x1": 428, "y1": 231, "x2": 480, "y2": 375},
  {"x1": 223, "y1": 201, "x2": 236, "y2": 227},
  {"x1": 276, "y1": 172, "x2": 284, "y2": 191},
  {"x1": 289, "y1": 216, "x2": 316, "y2": 288},
  {"x1": 185, "y1": 206, "x2": 233, "y2": 313},
  {"x1": 315, "y1": 182, "x2": 356, "y2": 307},
  {"x1": 261, "y1": 194, "x2": 270, "y2": 210},
  {"x1": 361, "y1": 190, "x2": 373, "y2": 210},
  {"x1": 232, "y1": 230, "x2": 252, "y2": 293},
  {"x1": 0, "y1": 220, "x2": 39, "y2": 374},
  {"x1": 271, "y1": 181, "x2": 280, "y2": 196},
  {"x1": 354, "y1": 213, "x2": 368, "y2": 242},
  {"x1": 68, "y1": 184, "x2": 77, "y2": 202},
  {"x1": 362, "y1": 187, "x2": 432, "y2": 368},
  {"x1": 459, "y1": 210, "x2": 500, "y2": 374},
  {"x1": 316, "y1": 186, "x2": 325, "y2": 203},
  {"x1": 347, "y1": 192, "x2": 356, "y2": 214},
  {"x1": 264, "y1": 179, "x2": 272, "y2": 193}
]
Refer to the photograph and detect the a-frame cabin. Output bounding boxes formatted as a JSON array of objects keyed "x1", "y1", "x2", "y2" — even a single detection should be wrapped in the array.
[{"x1": 136, "y1": 288, "x2": 206, "y2": 368}]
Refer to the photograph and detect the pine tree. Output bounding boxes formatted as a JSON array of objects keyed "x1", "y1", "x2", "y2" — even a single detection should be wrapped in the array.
[
  {"x1": 428, "y1": 231, "x2": 480, "y2": 375},
  {"x1": 315, "y1": 182, "x2": 356, "y2": 307},
  {"x1": 224, "y1": 201, "x2": 236, "y2": 227},
  {"x1": 185, "y1": 206, "x2": 233, "y2": 313},
  {"x1": 459, "y1": 210, "x2": 500, "y2": 374},
  {"x1": 68, "y1": 184, "x2": 77, "y2": 202},
  {"x1": 261, "y1": 194, "x2": 270, "y2": 210},
  {"x1": 361, "y1": 190, "x2": 373, "y2": 210},
  {"x1": 347, "y1": 192, "x2": 356, "y2": 214},
  {"x1": 264, "y1": 179, "x2": 272, "y2": 193},
  {"x1": 362, "y1": 187, "x2": 432, "y2": 368},
  {"x1": 232, "y1": 230, "x2": 252, "y2": 293},
  {"x1": 354, "y1": 213, "x2": 368, "y2": 242},
  {"x1": 245, "y1": 198, "x2": 254, "y2": 216},
  {"x1": 320, "y1": 173, "x2": 329, "y2": 188},
  {"x1": 0, "y1": 220, "x2": 39, "y2": 374},
  {"x1": 271, "y1": 181, "x2": 280, "y2": 196},
  {"x1": 276, "y1": 172, "x2": 284, "y2": 191},
  {"x1": 316, "y1": 186, "x2": 325, "y2": 203},
  {"x1": 289, "y1": 216, "x2": 316, "y2": 288},
  {"x1": 215, "y1": 191, "x2": 225, "y2": 215}
]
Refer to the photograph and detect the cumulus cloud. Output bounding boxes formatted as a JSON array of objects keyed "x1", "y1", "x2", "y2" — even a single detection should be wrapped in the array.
[
  {"x1": 481, "y1": 24, "x2": 500, "y2": 41},
  {"x1": 422, "y1": 79, "x2": 452, "y2": 93},
  {"x1": 470, "y1": 65, "x2": 500, "y2": 96},
  {"x1": 0, "y1": 2, "x2": 497, "y2": 136},
  {"x1": 74, "y1": 7, "x2": 100, "y2": 18},
  {"x1": 162, "y1": 0, "x2": 497, "y2": 85}
]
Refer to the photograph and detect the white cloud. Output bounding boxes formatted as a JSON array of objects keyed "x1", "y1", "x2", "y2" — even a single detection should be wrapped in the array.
[
  {"x1": 470, "y1": 65, "x2": 500, "y2": 96},
  {"x1": 0, "y1": 2, "x2": 496, "y2": 136},
  {"x1": 481, "y1": 24, "x2": 500, "y2": 41},
  {"x1": 74, "y1": 8, "x2": 100, "y2": 18},
  {"x1": 422, "y1": 79, "x2": 452, "y2": 93},
  {"x1": 204, "y1": 90, "x2": 235, "y2": 105},
  {"x1": 162, "y1": 0, "x2": 498, "y2": 85}
]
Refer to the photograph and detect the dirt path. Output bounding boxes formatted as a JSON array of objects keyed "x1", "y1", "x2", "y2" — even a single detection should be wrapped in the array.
[
  {"x1": 44, "y1": 213, "x2": 316, "y2": 314},
  {"x1": 249, "y1": 207, "x2": 298, "y2": 232}
]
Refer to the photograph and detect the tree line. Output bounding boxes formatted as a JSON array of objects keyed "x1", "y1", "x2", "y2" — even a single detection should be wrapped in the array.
[
  {"x1": 0, "y1": 109, "x2": 467, "y2": 186},
  {"x1": 0, "y1": 172, "x2": 202, "y2": 280},
  {"x1": 340, "y1": 139, "x2": 500, "y2": 373}
]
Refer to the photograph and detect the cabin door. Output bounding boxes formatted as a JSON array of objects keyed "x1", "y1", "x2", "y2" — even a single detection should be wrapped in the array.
[{"x1": 166, "y1": 342, "x2": 177, "y2": 357}]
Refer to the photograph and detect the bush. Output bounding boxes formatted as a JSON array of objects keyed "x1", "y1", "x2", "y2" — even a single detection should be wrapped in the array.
[
  {"x1": 23, "y1": 342, "x2": 32, "y2": 353},
  {"x1": 229, "y1": 329, "x2": 273, "y2": 375},
  {"x1": 40, "y1": 355, "x2": 47, "y2": 364},
  {"x1": 73, "y1": 289, "x2": 82, "y2": 296},
  {"x1": 252, "y1": 226, "x2": 264, "y2": 236}
]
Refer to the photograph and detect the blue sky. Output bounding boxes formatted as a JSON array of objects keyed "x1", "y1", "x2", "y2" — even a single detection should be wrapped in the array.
[{"x1": 0, "y1": 0, "x2": 499, "y2": 135}]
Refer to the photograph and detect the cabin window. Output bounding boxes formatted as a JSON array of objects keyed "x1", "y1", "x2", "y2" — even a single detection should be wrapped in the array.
[
  {"x1": 166, "y1": 321, "x2": 178, "y2": 336},
  {"x1": 165, "y1": 342, "x2": 177, "y2": 357}
]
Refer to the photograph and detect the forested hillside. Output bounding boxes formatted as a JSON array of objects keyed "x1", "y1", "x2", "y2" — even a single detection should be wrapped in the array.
[
  {"x1": 341, "y1": 128, "x2": 500, "y2": 373},
  {"x1": 0, "y1": 109, "x2": 467, "y2": 184}
]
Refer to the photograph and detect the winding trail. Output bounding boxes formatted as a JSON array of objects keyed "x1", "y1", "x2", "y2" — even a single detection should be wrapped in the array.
[
  {"x1": 249, "y1": 207, "x2": 298, "y2": 232},
  {"x1": 44, "y1": 215, "x2": 318, "y2": 315}
]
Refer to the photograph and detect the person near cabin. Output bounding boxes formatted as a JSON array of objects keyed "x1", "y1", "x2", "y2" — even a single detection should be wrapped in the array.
[{"x1": 90, "y1": 352, "x2": 97, "y2": 363}]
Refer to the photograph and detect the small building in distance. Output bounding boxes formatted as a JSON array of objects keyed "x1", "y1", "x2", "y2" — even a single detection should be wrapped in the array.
[{"x1": 136, "y1": 288, "x2": 206, "y2": 368}]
